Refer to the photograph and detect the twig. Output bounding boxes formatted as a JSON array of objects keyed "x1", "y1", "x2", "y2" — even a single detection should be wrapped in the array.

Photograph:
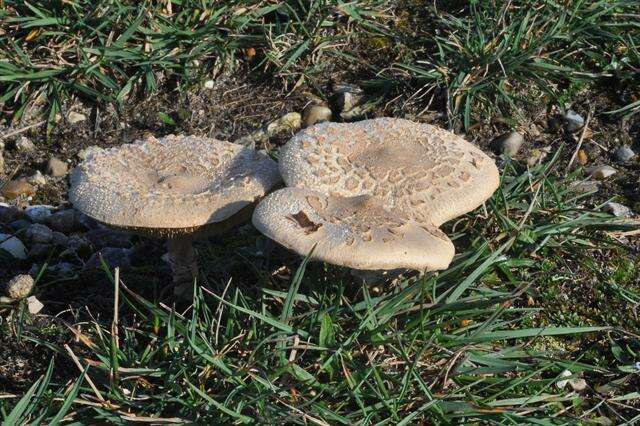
[
  {"x1": 0, "y1": 120, "x2": 46, "y2": 140},
  {"x1": 565, "y1": 110, "x2": 593, "y2": 175},
  {"x1": 64, "y1": 344, "x2": 106, "y2": 402}
]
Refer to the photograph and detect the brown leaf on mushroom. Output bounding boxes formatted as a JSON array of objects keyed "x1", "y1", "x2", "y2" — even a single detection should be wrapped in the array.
[{"x1": 287, "y1": 211, "x2": 322, "y2": 234}]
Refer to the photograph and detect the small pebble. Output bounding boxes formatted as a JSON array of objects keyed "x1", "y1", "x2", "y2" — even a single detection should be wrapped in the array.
[
  {"x1": 492, "y1": 132, "x2": 524, "y2": 157},
  {"x1": 0, "y1": 204, "x2": 21, "y2": 224},
  {"x1": 562, "y1": 110, "x2": 584, "y2": 132},
  {"x1": 47, "y1": 157, "x2": 69, "y2": 177},
  {"x1": 302, "y1": 104, "x2": 332, "y2": 128},
  {"x1": 4, "y1": 274, "x2": 34, "y2": 299},
  {"x1": 8, "y1": 219, "x2": 31, "y2": 232},
  {"x1": 27, "y1": 171, "x2": 47, "y2": 187},
  {"x1": 588, "y1": 165, "x2": 617, "y2": 180},
  {"x1": 51, "y1": 231, "x2": 69, "y2": 246},
  {"x1": 27, "y1": 296, "x2": 44, "y2": 314},
  {"x1": 84, "y1": 247, "x2": 133, "y2": 271},
  {"x1": 0, "y1": 233, "x2": 28, "y2": 259},
  {"x1": 603, "y1": 201, "x2": 633, "y2": 218},
  {"x1": 613, "y1": 145, "x2": 636, "y2": 163},
  {"x1": 67, "y1": 111, "x2": 86, "y2": 124},
  {"x1": 25, "y1": 205, "x2": 53, "y2": 223},
  {"x1": 25, "y1": 223, "x2": 53, "y2": 244},
  {"x1": 49, "y1": 262, "x2": 75, "y2": 276},
  {"x1": 569, "y1": 378, "x2": 587, "y2": 392},
  {"x1": 15, "y1": 136, "x2": 35, "y2": 152},
  {"x1": 569, "y1": 180, "x2": 601, "y2": 194},
  {"x1": 577, "y1": 149, "x2": 588, "y2": 166},
  {"x1": 333, "y1": 83, "x2": 363, "y2": 113},
  {"x1": 203, "y1": 80, "x2": 215, "y2": 89},
  {"x1": 1, "y1": 179, "x2": 36, "y2": 199},
  {"x1": 556, "y1": 369, "x2": 572, "y2": 389},
  {"x1": 28, "y1": 243, "x2": 52, "y2": 259},
  {"x1": 45, "y1": 209, "x2": 77, "y2": 233}
]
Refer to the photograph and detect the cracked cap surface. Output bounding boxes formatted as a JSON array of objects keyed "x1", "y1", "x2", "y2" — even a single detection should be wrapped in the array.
[
  {"x1": 70, "y1": 135, "x2": 281, "y2": 234},
  {"x1": 279, "y1": 117, "x2": 499, "y2": 226}
]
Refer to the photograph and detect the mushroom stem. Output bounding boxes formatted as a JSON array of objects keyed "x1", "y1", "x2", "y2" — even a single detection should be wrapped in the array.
[{"x1": 166, "y1": 236, "x2": 198, "y2": 286}]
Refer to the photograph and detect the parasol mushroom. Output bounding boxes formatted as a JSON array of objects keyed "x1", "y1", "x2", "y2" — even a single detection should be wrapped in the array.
[
  {"x1": 279, "y1": 117, "x2": 499, "y2": 227},
  {"x1": 252, "y1": 187, "x2": 455, "y2": 271},
  {"x1": 69, "y1": 134, "x2": 281, "y2": 287}
]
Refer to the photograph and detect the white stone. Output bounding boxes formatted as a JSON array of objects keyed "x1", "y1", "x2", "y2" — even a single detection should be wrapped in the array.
[
  {"x1": 15, "y1": 136, "x2": 35, "y2": 152},
  {"x1": 68, "y1": 111, "x2": 87, "y2": 124},
  {"x1": 27, "y1": 171, "x2": 47, "y2": 187},
  {"x1": 556, "y1": 369, "x2": 572, "y2": 389},
  {"x1": 603, "y1": 202, "x2": 633, "y2": 218},
  {"x1": 587, "y1": 165, "x2": 617, "y2": 180},
  {"x1": 27, "y1": 296, "x2": 44, "y2": 314},
  {"x1": 203, "y1": 80, "x2": 215, "y2": 89}
]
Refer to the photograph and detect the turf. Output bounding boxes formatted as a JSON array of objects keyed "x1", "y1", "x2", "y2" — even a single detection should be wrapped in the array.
[
  {"x1": 1, "y1": 1, "x2": 638, "y2": 129},
  {"x1": 2, "y1": 151, "x2": 639, "y2": 423},
  {"x1": 1, "y1": 0, "x2": 640, "y2": 424}
]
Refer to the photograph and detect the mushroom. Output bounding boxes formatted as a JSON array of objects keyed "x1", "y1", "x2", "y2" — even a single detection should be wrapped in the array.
[
  {"x1": 279, "y1": 117, "x2": 499, "y2": 227},
  {"x1": 1, "y1": 274, "x2": 35, "y2": 303},
  {"x1": 69, "y1": 134, "x2": 281, "y2": 287},
  {"x1": 252, "y1": 187, "x2": 455, "y2": 271}
]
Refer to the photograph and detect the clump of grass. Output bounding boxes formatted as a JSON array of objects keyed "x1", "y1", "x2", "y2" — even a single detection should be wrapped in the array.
[
  {"x1": 2, "y1": 151, "x2": 638, "y2": 423},
  {"x1": 380, "y1": 0, "x2": 640, "y2": 128},
  {"x1": 0, "y1": 0, "x2": 387, "y2": 128}
]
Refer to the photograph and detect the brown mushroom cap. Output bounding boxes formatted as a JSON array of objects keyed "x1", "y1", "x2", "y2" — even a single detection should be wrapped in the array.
[
  {"x1": 252, "y1": 187, "x2": 455, "y2": 271},
  {"x1": 279, "y1": 117, "x2": 499, "y2": 227},
  {"x1": 70, "y1": 135, "x2": 281, "y2": 235}
]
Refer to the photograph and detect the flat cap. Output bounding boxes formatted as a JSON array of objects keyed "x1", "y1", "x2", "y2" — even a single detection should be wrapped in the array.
[
  {"x1": 70, "y1": 135, "x2": 281, "y2": 235},
  {"x1": 252, "y1": 187, "x2": 455, "y2": 271},
  {"x1": 279, "y1": 117, "x2": 499, "y2": 226}
]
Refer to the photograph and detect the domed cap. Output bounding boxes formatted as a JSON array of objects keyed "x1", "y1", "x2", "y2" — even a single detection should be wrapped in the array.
[
  {"x1": 279, "y1": 117, "x2": 499, "y2": 227},
  {"x1": 252, "y1": 187, "x2": 455, "y2": 271},
  {"x1": 70, "y1": 135, "x2": 281, "y2": 235}
]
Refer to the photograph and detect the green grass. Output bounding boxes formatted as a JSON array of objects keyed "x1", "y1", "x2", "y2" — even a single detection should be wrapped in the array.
[
  {"x1": 2, "y1": 1, "x2": 639, "y2": 130},
  {"x1": 1, "y1": 0, "x2": 640, "y2": 423},
  {"x1": 374, "y1": 0, "x2": 640, "y2": 128},
  {"x1": 2, "y1": 151, "x2": 639, "y2": 424},
  {"x1": 0, "y1": 0, "x2": 386, "y2": 129}
]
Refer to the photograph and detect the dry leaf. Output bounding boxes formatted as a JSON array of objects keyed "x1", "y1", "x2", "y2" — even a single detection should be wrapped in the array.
[{"x1": 287, "y1": 211, "x2": 322, "y2": 234}]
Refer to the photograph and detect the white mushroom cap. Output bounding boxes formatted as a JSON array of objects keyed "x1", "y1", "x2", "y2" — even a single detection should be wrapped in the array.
[
  {"x1": 70, "y1": 135, "x2": 281, "y2": 235},
  {"x1": 4, "y1": 274, "x2": 34, "y2": 300},
  {"x1": 252, "y1": 187, "x2": 455, "y2": 271},
  {"x1": 279, "y1": 117, "x2": 499, "y2": 227}
]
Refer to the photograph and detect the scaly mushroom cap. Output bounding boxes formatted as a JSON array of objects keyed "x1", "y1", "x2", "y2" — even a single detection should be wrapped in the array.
[
  {"x1": 252, "y1": 187, "x2": 455, "y2": 271},
  {"x1": 279, "y1": 117, "x2": 499, "y2": 227},
  {"x1": 70, "y1": 135, "x2": 281, "y2": 235}
]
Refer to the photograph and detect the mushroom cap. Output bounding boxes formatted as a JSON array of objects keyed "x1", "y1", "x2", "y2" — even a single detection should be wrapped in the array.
[
  {"x1": 252, "y1": 187, "x2": 455, "y2": 271},
  {"x1": 70, "y1": 135, "x2": 281, "y2": 234},
  {"x1": 5, "y1": 274, "x2": 34, "y2": 300},
  {"x1": 279, "y1": 117, "x2": 499, "y2": 227}
]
